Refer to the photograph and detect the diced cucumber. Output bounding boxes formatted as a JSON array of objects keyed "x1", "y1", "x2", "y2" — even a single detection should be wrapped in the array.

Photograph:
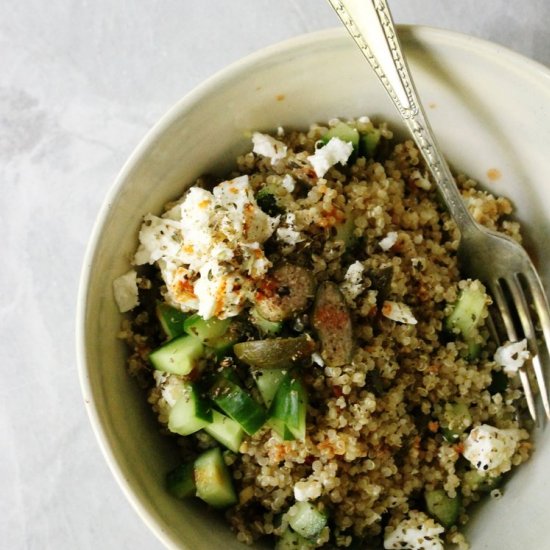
[
  {"x1": 269, "y1": 374, "x2": 308, "y2": 441},
  {"x1": 424, "y1": 489, "x2": 461, "y2": 528},
  {"x1": 194, "y1": 447, "x2": 237, "y2": 508},
  {"x1": 440, "y1": 402, "x2": 472, "y2": 442},
  {"x1": 360, "y1": 128, "x2": 381, "y2": 158},
  {"x1": 287, "y1": 501, "x2": 327, "y2": 540},
  {"x1": 168, "y1": 384, "x2": 212, "y2": 436},
  {"x1": 149, "y1": 334, "x2": 204, "y2": 376},
  {"x1": 209, "y1": 324, "x2": 242, "y2": 359},
  {"x1": 156, "y1": 302, "x2": 189, "y2": 340},
  {"x1": 463, "y1": 470, "x2": 501, "y2": 493},
  {"x1": 445, "y1": 281, "x2": 488, "y2": 340},
  {"x1": 184, "y1": 314, "x2": 231, "y2": 344},
  {"x1": 250, "y1": 307, "x2": 283, "y2": 335},
  {"x1": 275, "y1": 528, "x2": 315, "y2": 550},
  {"x1": 252, "y1": 368, "x2": 288, "y2": 407},
  {"x1": 321, "y1": 122, "x2": 359, "y2": 150},
  {"x1": 333, "y1": 207, "x2": 356, "y2": 249},
  {"x1": 166, "y1": 462, "x2": 195, "y2": 499},
  {"x1": 204, "y1": 410, "x2": 244, "y2": 453},
  {"x1": 210, "y1": 377, "x2": 267, "y2": 435}
]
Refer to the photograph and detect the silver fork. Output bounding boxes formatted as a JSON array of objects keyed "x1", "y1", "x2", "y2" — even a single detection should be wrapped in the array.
[{"x1": 327, "y1": 0, "x2": 550, "y2": 422}]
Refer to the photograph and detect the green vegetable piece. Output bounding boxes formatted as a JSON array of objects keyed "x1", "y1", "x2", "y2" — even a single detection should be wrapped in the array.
[
  {"x1": 360, "y1": 128, "x2": 381, "y2": 158},
  {"x1": 425, "y1": 489, "x2": 461, "y2": 528},
  {"x1": 269, "y1": 374, "x2": 308, "y2": 441},
  {"x1": 321, "y1": 121, "x2": 360, "y2": 150},
  {"x1": 256, "y1": 188, "x2": 284, "y2": 217},
  {"x1": 446, "y1": 281, "x2": 488, "y2": 340},
  {"x1": 252, "y1": 368, "x2": 288, "y2": 407},
  {"x1": 210, "y1": 376, "x2": 267, "y2": 435},
  {"x1": 440, "y1": 402, "x2": 472, "y2": 442},
  {"x1": 148, "y1": 334, "x2": 204, "y2": 376},
  {"x1": 275, "y1": 528, "x2": 315, "y2": 550},
  {"x1": 463, "y1": 470, "x2": 502, "y2": 493},
  {"x1": 287, "y1": 501, "x2": 327, "y2": 540},
  {"x1": 184, "y1": 314, "x2": 231, "y2": 344},
  {"x1": 489, "y1": 369, "x2": 508, "y2": 395},
  {"x1": 333, "y1": 207, "x2": 356, "y2": 249},
  {"x1": 204, "y1": 409, "x2": 245, "y2": 453},
  {"x1": 250, "y1": 307, "x2": 283, "y2": 335},
  {"x1": 166, "y1": 462, "x2": 195, "y2": 499},
  {"x1": 234, "y1": 334, "x2": 315, "y2": 370},
  {"x1": 168, "y1": 383, "x2": 212, "y2": 436},
  {"x1": 156, "y1": 302, "x2": 189, "y2": 340},
  {"x1": 194, "y1": 447, "x2": 237, "y2": 508}
]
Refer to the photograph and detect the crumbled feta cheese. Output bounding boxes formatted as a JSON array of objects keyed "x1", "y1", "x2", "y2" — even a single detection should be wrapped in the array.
[
  {"x1": 311, "y1": 352, "x2": 324, "y2": 367},
  {"x1": 294, "y1": 480, "x2": 322, "y2": 502},
  {"x1": 252, "y1": 132, "x2": 287, "y2": 164},
  {"x1": 276, "y1": 126, "x2": 285, "y2": 137},
  {"x1": 379, "y1": 231, "x2": 398, "y2": 251},
  {"x1": 384, "y1": 511, "x2": 444, "y2": 550},
  {"x1": 357, "y1": 115, "x2": 371, "y2": 124},
  {"x1": 307, "y1": 137, "x2": 354, "y2": 178},
  {"x1": 113, "y1": 269, "x2": 139, "y2": 312},
  {"x1": 281, "y1": 174, "x2": 295, "y2": 193},
  {"x1": 340, "y1": 261, "x2": 365, "y2": 303},
  {"x1": 381, "y1": 301, "x2": 417, "y2": 324},
  {"x1": 158, "y1": 374, "x2": 186, "y2": 408},
  {"x1": 134, "y1": 175, "x2": 278, "y2": 319},
  {"x1": 276, "y1": 213, "x2": 303, "y2": 246},
  {"x1": 463, "y1": 424, "x2": 524, "y2": 475},
  {"x1": 494, "y1": 339, "x2": 530, "y2": 374}
]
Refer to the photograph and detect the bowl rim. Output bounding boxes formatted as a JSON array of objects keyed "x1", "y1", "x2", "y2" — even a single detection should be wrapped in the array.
[{"x1": 76, "y1": 24, "x2": 550, "y2": 549}]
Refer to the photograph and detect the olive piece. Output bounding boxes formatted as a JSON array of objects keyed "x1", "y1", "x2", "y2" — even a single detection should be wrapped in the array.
[
  {"x1": 312, "y1": 282, "x2": 353, "y2": 367},
  {"x1": 233, "y1": 334, "x2": 315, "y2": 370},
  {"x1": 254, "y1": 264, "x2": 315, "y2": 322}
]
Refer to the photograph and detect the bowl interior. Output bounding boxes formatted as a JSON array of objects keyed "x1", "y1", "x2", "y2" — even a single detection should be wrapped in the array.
[{"x1": 79, "y1": 26, "x2": 550, "y2": 549}]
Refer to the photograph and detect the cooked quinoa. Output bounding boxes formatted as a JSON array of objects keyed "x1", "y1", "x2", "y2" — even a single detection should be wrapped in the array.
[{"x1": 116, "y1": 117, "x2": 532, "y2": 549}]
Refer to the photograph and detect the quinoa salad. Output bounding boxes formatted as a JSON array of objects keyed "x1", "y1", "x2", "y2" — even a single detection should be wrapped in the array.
[{"x1": 114, "y1": 117, "x2": 533, "y2": 549}]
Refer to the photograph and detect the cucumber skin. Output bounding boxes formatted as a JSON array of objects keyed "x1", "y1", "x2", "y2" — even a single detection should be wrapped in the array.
[
  {"x1": 194, "y1": 447, "x2": 237, "y2": 508},
  {"x1": 268, "y1": 374, "x2": 308, "y2": 441},
  {"x1": 210, "y1": 377, "x2": 267, "y2": 436},
  {"x1": 156, "y1": 302, "x2": 188, "y2": 340},
  {"x1": 166, "y1": 462, "x2": 195, "y2": 499}
]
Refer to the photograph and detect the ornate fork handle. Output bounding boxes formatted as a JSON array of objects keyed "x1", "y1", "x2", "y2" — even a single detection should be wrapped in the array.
[{"x1": 328, "y1": 0, "x2": 477, "y2": 236}]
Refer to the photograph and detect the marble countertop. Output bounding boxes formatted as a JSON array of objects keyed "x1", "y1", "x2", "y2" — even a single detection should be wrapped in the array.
[{"x1": 3, "y1": 1, "x2": 550, "y2": 548}]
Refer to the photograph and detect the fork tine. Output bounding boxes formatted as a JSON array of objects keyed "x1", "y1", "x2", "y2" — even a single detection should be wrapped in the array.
[
  {"x1": 515, "y1": 272, "x2": 550, "y2": 420},
  {"x1": 489, "y1": 280, "x2": 538, "y2": 421}
]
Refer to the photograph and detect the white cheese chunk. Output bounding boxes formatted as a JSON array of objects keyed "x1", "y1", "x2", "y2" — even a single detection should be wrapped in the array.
[
  {"x1": 132, "y1": 174, "x2": 277, "y2": 320},
  {"x1": 384, "y1": 511, "x2": 444, "y2": 550},
  {"x1": 382, "y1": 301, "x2": 417, "y2": 324},
  {"x1": 113, "y1": 269, "x2": 139, "y2": 313},
  {"x1": 379, "y1": 231, "x2": 398, "y2": 251},
  {"x1": 307, "y1": 137, "x2": 354, "y2": 178},
  {"x1": 340, "y1": 261, "x2": 365, "y2": 303},
  {"x1": 252, "y1": 132, "x2": 287, "y2": 164},
  {"x1": 276, "y1": 213, "x2": 303, "y2": 246},
  {"x1": 494, "y1": 339, "x2": 530, "y2": 374},
  {"x1": 463, "y1": 424, "x2": 524, "y2": 475},
  {"x1": 293, "y1": 480, "x2": 322, "y2": 502}
]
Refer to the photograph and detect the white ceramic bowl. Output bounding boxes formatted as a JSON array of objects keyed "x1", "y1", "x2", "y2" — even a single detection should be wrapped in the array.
[{"x1": 77, "y1": 26, "x2": 550, "y2": 549}]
